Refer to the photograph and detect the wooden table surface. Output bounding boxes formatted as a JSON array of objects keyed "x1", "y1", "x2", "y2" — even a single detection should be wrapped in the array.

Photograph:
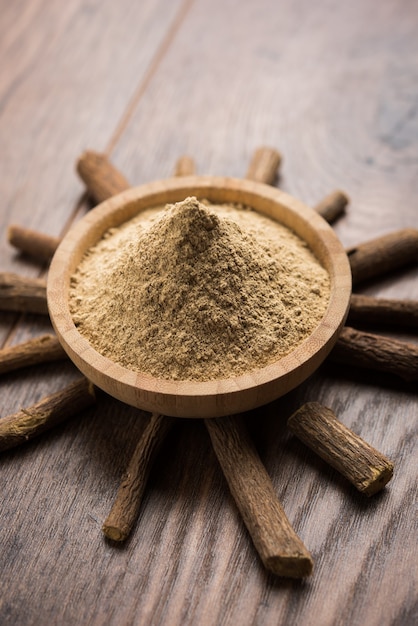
[{"x1": 1, "y1": 1, "x2": 417, "y2": 624}]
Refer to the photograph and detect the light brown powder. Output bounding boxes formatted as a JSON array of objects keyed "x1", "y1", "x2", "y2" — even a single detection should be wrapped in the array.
[{"x1": 69, "y1": 197, "x2": 330, "y2": 381}]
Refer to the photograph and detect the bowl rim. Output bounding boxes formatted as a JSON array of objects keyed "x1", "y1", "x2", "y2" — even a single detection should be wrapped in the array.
[{"x1": 47, "y1": 175, "x2": 352, "y2": 418}]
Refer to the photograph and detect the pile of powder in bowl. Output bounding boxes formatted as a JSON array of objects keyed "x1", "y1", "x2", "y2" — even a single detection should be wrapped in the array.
[{"x1": 69, "y1": 197, "x2": 330, "y2": 381}]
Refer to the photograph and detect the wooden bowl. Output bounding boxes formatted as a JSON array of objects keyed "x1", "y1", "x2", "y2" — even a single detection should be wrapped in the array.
[{"x1": 47, "y1": 176, "x2": 351, "y2": 418}]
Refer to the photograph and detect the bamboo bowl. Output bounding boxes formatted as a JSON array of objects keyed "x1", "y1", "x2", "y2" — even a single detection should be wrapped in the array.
[{"x1": 47, "y1": 176, "x2": 351, "y2": 418}]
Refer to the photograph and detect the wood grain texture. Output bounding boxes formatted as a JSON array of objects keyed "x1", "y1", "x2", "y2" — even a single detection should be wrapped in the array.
[
  {"x1": 0, "y1": 0, "x2": 186, "y2": 342},
  {"x1": 1, "y1": 0, "x2": 418, "y2": 624}
]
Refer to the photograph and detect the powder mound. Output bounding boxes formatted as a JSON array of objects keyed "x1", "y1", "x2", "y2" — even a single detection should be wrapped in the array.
[{"x1": 70, "y1": 197, "x2": 330, "y2": 381}]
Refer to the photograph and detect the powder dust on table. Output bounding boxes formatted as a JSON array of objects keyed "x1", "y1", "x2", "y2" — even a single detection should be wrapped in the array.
[{"x1": 69, "y1": 197, "x2": 330, "y2": 381}]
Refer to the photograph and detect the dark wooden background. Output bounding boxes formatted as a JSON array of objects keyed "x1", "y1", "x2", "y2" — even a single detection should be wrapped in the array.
[{"x1": 1, "y1": 1, "x2": 417, "y2": 624}]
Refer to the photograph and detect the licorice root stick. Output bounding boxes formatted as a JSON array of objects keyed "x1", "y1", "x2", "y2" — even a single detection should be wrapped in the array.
[
  {"x1": 245, "y1": 146, "x2": 282, "y2": 185},
  {"x1": 0, "y1": 272, "x2": 48, "y2": 314},
  {"x1": 102, "y1": 413, "x2": 174, "y2": 542},
  {"x1": 347, "y1": 228, "x2": 418, "y2": 286},
  {"x1": 8, "y1": 226, "x2": 61, "y2": 264},
  {"x1": 76, "y1": 150, "x2": 131, "y2": 204},
  {"x1": 0, "y1": 378, "x2": 95, "y2": 452},
  {"x1": 287, "y1": 402, "x2": 394, "y2": 496},
  {"x1": 173, "y1": 155, "x2": 196, "y2": 176},
  {"x1": 330, "y1": 326, "x2": 418, "y2": 381},
  {"x1": 0, "y1": 334, "x2": 67, "y2": 375},
  {"x1": 348, "y1": 294, "x2": 418, "y2": 328},
  {"x1": 205, "y1": 415, "x2": 313, "y2": 578},
  {"x1": 314, "y1": 190, "x2": 349, "y2": 224}
]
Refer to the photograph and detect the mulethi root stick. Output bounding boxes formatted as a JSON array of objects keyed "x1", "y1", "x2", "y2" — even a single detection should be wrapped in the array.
[
  {"x1": 347, "y1": 228, "x2": 418, "y2": 286},
  {"x1": 76, "y1": 150, "x2": 131, "y2": 204},
  {"x1": 314, "y1": 190, "x2": 349, "y2": 224},
  {"x1": 8, "y1": 225, "x2": 61, "y2": 264},
  {"x1": 0, "y1": 334, "x2": 67, "y2": 375},
  {"x1": 205, "y1": 415, "x2": 313, "y2": 578},
  {"x1": 0, "y1": 272, "x2": 48, "y2": 314},
  {"x1": 330, "y1": 326, "x2": 418, "y2": 381},
  {"x1": 102, "y1": 413, "x2": 175, "y2": 541},
  {"x1": 245, "y1": 146, "x2": 282, "y2": 185},
  {"x1": 287, "y1": 402, "x2": 394, "y2": 496},
  {"x1": 173, "y1": 155, "x2": 196, "y2": 176},
  {"x1": 0, "y1": 377, "x2": 96, "y2": 453}
]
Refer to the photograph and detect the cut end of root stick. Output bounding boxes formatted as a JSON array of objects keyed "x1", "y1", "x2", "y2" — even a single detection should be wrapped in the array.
[
  {"x1": 265, "y1": 553, "x2": 313, "y2": 578},
  {"x1": 359, "y1": 463, "x2": 394, "y2": 497},
  {"x1": 102, "y1": 523, "x2": 128, "y2": 542}
]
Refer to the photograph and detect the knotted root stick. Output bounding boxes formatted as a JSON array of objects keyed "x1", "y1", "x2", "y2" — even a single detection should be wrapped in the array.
[
  {"x1": 205, "y1": 415, "x2": 313, "y2": 578},
  {"x1": 330, "y1": 326, "x2": 418, "y2": 381},
  {"x1": 0, "y1": 377, "x2": 95, "y2": 452},
  {"x1": 0, "y1": 334, "x2": 67, "y2": 375},
  {"x1": 287, "y1": 402, "x2": 394, "y2": 496},
  {"x1": 103, "y1": 413, "x2": 175, "y2": 542}
]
